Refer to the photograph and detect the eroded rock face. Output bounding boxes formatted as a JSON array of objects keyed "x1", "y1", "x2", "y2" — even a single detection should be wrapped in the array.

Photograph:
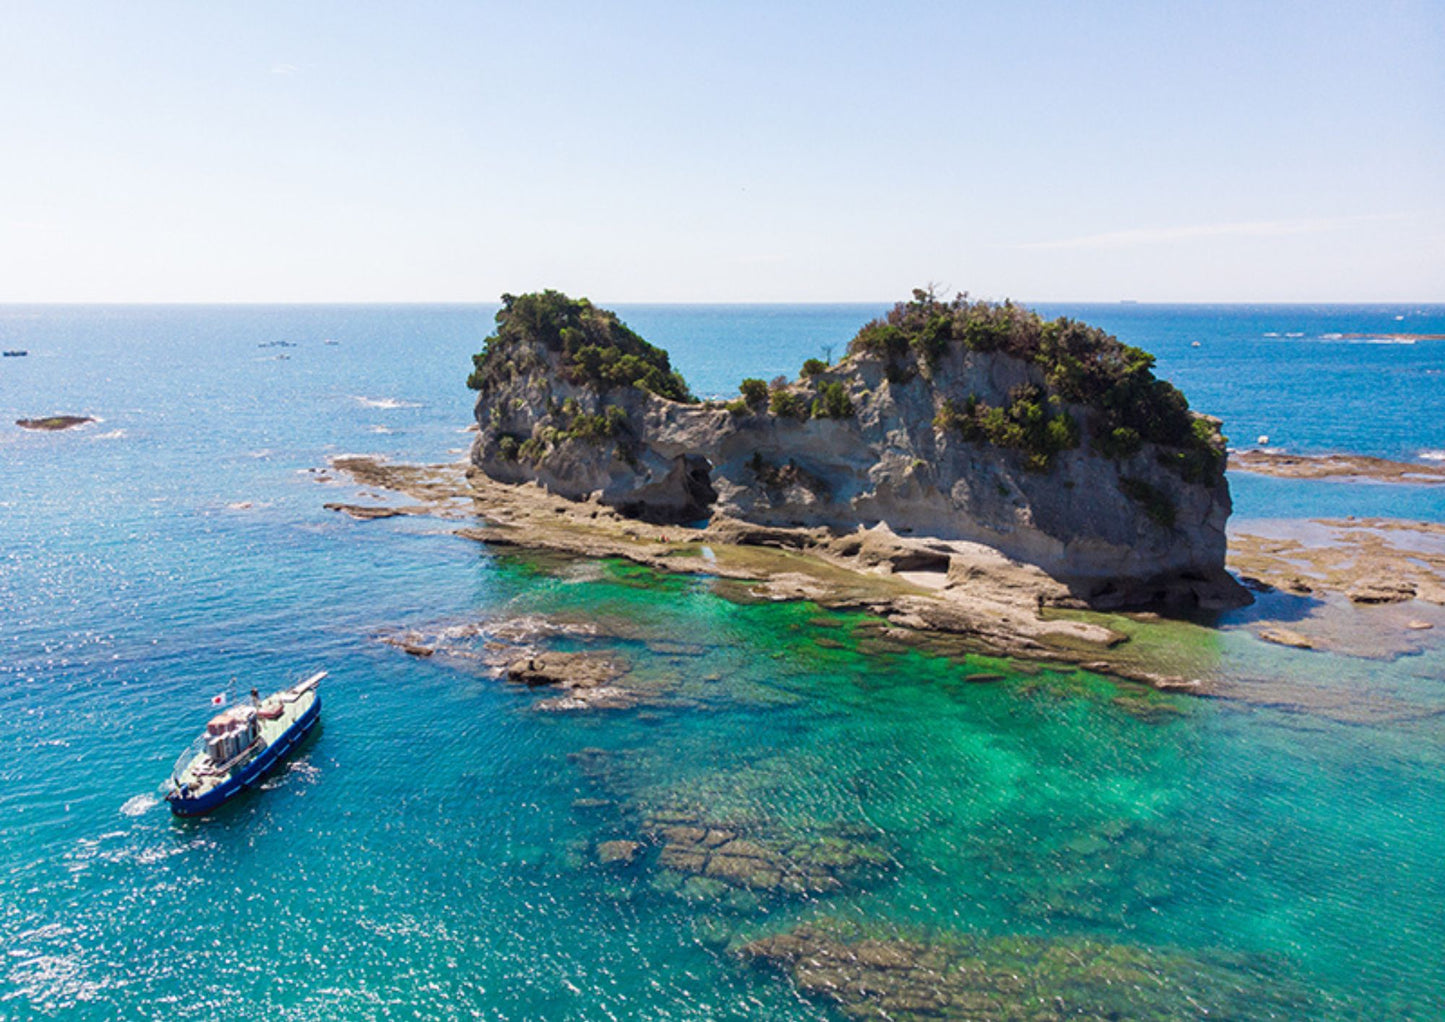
[{"x1": 469, "y1": 294, "x2": 1239, "y2": 606}]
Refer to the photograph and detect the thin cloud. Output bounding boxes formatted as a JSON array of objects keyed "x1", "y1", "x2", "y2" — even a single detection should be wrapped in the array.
[
  {"x1": 1016, "y1": 215, "x2": 1396, "y2": 251},
  {"x1": 270, "y1": 63, "x2": 300, "y2": 76}
]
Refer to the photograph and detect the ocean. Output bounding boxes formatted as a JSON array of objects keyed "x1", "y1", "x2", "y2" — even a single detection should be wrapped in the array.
[{"x1": 1, "y1": 302, "x2": 1443, "y2": 1019}]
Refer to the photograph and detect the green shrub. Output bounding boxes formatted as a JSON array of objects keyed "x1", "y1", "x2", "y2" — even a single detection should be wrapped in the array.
[
  {"x1": 725, "y1": 398, "x2": 751, "y2": 416},
  {"x1": 801, "y1": 358, "x2": 827, "y2": 378},
  {"x1": 851, "y1": 321, "x2": 910, "y2": 360},
  {"x1": 497, "y1": 435, "x2": 520, "y2": 461},
  {"x1": 551, "y1": 402, "x2": 631, "y2": 442},
  {"x1": 934, "y1": 386, "x2": 1080, "y2": 470},
  {"x1": 739, "y1": 377, "x2": 769, "y2": 408},
  {"x1": 811, "y1": 381, "x2": 852, "y2": 419},
  {"x1": 1119, "y1": 476, "x2": 1177, "y2": 527},
  {"x1": 1161, "y1": 418, "x2": 1226, "y2": 483},
  {"x1": 1096, "y1": 426, "x2": 1143, "y2": 459},
  {"x1": 769, "y1": 389, "x2": 810, "y2": 419}
]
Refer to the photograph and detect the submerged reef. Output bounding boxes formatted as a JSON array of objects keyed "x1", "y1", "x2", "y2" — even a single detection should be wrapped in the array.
[
  {"x1": 736, "y1": 921, "x2": 1318, "y2": 1022},
  {"x1": 467, "y1": 289, "x2": 1241, "y2": 610}
]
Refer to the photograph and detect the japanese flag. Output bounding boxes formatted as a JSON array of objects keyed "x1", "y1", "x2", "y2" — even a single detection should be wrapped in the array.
[{"x1": 211, "y1": 692, "x2": 227, "y2": 706}]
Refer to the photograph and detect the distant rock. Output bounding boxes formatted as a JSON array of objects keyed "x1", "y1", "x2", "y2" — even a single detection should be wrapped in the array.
[
  {"x1": 1231, "y1": 449, "x2": 1445, "y2": 485},
  {"x1": 16, "y1": 415, "x2": 95, "y2": 431},
  {"x1": 323, "y1": 502, "x2": 411, "y2": 520}
]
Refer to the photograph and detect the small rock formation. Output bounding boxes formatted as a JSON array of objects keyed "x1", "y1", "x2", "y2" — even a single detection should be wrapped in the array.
[
  {"x1": 1231, "y1": 449, "x2": 1445, "y2": 485},
  {"x1": 503, "y1": 651, "x2": 637, "y2": 710},
  {"x1": 16, "y1": 415, "x2": 96, "y2": 431},
  {"x1": 468, "y1": 290, "x2": 1242, "y2": 608},
  {"x1": 1257, "y1": 627, "x2": 1316, "y2": 650},
  {"x1": 322, "y1": 502, "x2": 413, "y2": 520},
  {"x1": 1346, "y1": 576, "x2": 1417, "y2": 604}
]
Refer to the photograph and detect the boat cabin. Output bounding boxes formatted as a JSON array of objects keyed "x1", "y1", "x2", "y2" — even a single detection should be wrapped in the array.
[{"x1": 205, "y1": 705, "x2": 258, "y2": 765}]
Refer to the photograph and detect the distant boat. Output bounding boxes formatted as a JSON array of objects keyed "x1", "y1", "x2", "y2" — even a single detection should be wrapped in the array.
[
  {"x1": 1257, "y1": 435, "x2": 1270, "y2": 445},
  {"x1": 1191, "y1": 341, "x2": 1201, "y2": 348},
  {"x1": 165, "y1": 671, "x2": 325, "y2": 816},
  {"x1": 2, "y1": 350, "x2": 27, "y2": 357},
  {"x1": 324, "y1": 339, "x2": 340, "y2": 345}
]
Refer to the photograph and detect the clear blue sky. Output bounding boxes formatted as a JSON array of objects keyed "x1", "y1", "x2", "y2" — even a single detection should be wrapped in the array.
[{"x1": 1, "y1": 1, "x2": 1440, "y2": 302}]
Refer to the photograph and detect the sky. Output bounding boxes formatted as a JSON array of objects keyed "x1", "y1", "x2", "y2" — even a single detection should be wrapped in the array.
[{"x1": 0, "y1": 0, "x2": 1441, "y2": 303}]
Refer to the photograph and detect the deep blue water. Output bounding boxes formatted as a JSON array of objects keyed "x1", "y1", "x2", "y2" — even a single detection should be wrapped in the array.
[{"x1": 2, "y1": 303, "x2": 1443, "y2": 1019}]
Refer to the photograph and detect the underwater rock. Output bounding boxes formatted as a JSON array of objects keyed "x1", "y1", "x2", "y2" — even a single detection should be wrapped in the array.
[
  {"x1": 737, "y1": 923, "x2": 1315, "y2": 1022},
  {"x1": 641, "y1": 810, "x2": 890, "y2": 897},
  {"x1": 595, "y1": 840, "x2": 642, "y2": 866}
]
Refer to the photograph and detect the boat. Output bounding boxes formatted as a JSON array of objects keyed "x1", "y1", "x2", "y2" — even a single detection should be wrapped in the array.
[
  {"x1": 165, "y1": 671, "x2": 325, "y2": 816},
  {"x1": 2, "y1": 350, "x2": 27, "y2": 357}
]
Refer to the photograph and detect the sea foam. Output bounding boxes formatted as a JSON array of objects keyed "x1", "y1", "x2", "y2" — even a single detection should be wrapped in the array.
[{"x1": 352, "y1": 396, "x2": 419, "y2": 409}]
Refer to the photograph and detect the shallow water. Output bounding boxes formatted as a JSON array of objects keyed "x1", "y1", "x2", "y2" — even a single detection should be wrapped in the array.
[{"x1": 2, "y1": 304, "x2": 1443, "y2": 1019}]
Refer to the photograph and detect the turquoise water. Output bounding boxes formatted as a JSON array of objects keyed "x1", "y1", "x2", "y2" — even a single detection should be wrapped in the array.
[{"x1": 2, "y1": 304, "x2": 1444, "y2": 1019}]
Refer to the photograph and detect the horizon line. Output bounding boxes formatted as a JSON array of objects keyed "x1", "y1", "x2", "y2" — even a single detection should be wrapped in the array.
[{"x1": 2, "y1": 297, "x2": 1443, "y2": 307}]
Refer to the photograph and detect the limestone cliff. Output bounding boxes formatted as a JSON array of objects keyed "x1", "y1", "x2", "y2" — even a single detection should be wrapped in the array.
[{"x1": 469, "y1": 290, "x2": 1242, "y2": 607}]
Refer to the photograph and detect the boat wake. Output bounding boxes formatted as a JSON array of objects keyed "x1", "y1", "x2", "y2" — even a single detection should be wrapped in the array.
[
  {"x1": 119, "y1": 794, "x2": 157, "y2": 817},
  {"x1": 351, "y1": 396, "x2": 419, "y2": 410}
]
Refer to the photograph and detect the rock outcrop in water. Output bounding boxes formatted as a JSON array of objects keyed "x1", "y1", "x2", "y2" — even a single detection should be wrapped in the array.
[{"x1": 468, "y1": 290, "x2": 1241, "y2": 607}]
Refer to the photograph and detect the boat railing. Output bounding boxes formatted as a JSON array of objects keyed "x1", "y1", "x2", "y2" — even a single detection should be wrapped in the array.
[{"x1": 170, "y1": 735, "x2": 209, "y2": 784}]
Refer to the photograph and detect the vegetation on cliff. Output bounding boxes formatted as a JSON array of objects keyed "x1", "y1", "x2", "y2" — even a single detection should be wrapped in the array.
[
  {"x1": 934, "y1": 386, "x2": 1080, "y2": 472},
  {"x1": 852, "y1": 288, "x2": 1225, "y2": 481},
  {"x1": 468, "y1": 290, "x2": 692, "y2": 402}
]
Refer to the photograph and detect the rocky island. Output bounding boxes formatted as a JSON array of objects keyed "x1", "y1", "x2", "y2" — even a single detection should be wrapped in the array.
[{"x1": 468, "y1": 289, "x2": 1242, "y2": 610}]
